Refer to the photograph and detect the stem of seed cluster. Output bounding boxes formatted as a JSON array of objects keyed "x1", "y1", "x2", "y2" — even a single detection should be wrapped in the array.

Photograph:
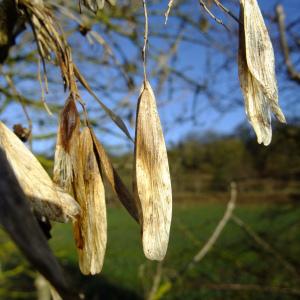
[{"x1": 142, "y1": 0, "x2": 149, "y2": 82}]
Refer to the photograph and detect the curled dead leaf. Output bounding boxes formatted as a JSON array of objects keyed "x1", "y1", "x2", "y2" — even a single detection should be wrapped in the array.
[
  {"x1": 0, "y1": 121, "x2": 80, "y2": 222},
  {"x1": 238, "y1": 0, "x2": 286, "y2": 146},
  {"x1": 134, "y1": 80, "x2": 172, "y2": 261}
]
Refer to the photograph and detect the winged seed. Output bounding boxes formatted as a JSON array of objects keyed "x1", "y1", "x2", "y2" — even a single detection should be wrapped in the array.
[
  {"x1": 238, "y1": 0, "x2": 286, "y2": 146},
  {"x1": 134, "y1": 80, "x2": 172, "y2": 261},
  {"x1": 89, "y1": 127, "x2": 139, "y2": 223},
  {"x1": 0, "y1": 121, "x2": 80, "y2": 222},
  {"x1": 73, "y1": 128, "x2": 107, "y2": 275}
]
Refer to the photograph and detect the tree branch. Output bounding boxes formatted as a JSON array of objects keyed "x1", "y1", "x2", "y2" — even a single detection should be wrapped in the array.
[
  {"x1": 276, "y1": 4, "x2": 300, "y2": 83},
  {"x1": 231, "y1": 213, "x2": 300, "y2": 279},
  {"x1": 189, "y1": 181, "x2": 237, "y2": 266},
  {"x1": 0, "y1": 148, "x2": 79, "y2": 299}
]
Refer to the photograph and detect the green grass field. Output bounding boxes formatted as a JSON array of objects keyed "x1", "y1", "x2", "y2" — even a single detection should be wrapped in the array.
[
  {"x1": 1, "y1": 201, "x2": 299, "y2": 299},
  {"x1": 47, "y1": 201, "x2": 300, "y2": 300}
]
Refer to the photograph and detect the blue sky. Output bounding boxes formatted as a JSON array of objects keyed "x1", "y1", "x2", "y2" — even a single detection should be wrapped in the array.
[{"x1": 1, "y1": 0, "x2": 299, "y2": 154}]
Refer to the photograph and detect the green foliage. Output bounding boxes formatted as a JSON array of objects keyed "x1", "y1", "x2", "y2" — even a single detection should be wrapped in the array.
[{"x1": 168, "y1": 121, "x2": 300, "y2": 195}]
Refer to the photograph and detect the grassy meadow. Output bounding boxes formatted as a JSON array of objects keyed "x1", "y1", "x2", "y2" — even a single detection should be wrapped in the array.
[{"x1": 1, "y1": 200, "x2": 299, "y2": 300}]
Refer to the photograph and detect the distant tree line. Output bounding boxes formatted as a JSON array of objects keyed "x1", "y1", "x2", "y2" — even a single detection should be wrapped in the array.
[{"x1": 166, "y1": 120, "x2": 300, "y2": 196}]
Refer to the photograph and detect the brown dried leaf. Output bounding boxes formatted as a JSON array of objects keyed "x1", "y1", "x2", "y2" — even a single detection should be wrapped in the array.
[
  {"x1": 239, "y1": 0, "x2": 286, "y2": 146},
  {"x1": 134, "y1": 80, "x2": 172, "y2": 261},
  {"x1": 89, "y1": 127, "x2": 139, "y2": 223},
  {"x1": 73, "y1": 127, "x2": 107, "y2": 275},
  {"x1": 0, "y1": 121, "x2": 80, "y2": 223}
]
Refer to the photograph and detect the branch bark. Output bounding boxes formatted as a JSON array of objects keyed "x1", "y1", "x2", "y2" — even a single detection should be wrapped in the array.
[
  {"x1": 276, "y1": 4, "x2": 300, "y2": 83},
  {"x1": 0, "y1": 148, "x2": 79, "y2": 299}
]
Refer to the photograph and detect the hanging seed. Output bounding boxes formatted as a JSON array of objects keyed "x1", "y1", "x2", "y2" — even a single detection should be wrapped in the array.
[
  {"x1": 90, "y1": 127, "x2": 139, "y2": 223},
  {"x1": 238, "y1": 0, "x2": 286, "y2": 146},
  {"x1": 53, "y1": 97, "x2": 81, "y2": 191},
  {"x1": 73, "y1": 127, "x2": 107, "y2": 275},
  {"x1": 0, "y1": 121, "x2": 80, "y2": 222},
  {"x1": 134, "y1": 80, "x2": 172, "y2": 261}
]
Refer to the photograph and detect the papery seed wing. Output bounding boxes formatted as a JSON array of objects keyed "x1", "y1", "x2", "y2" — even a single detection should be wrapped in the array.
[
  {"x1": 238, "y1": 6, "x2": 272, "y2": 146},
  {"x1": 0, "y1": 121, "x2": 80, "y2": 222},
  {"x1": 75, "y1": 128, "x2": 107, "y2": 275},
  {"x1": 134, "y1": 81, "x2": 172, "y2": 261},
  {"x1": 238, "y1": 48, "x2": 272, "y2": 145},
  {"x1": 90, "y1": 127, "x2": 139, "y2": 223},
  {"x1": 53, "y1": 98, "x2": 81, "y2": 192},
  {"x1": 242, "y1": 0, "x2": 285, "y2": 123},
  {"x1": 242, "y1": 0, "x2": 276, "y2": 99}
]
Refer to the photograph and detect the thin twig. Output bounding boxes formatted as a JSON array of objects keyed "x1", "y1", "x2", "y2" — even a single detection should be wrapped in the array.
[
  {"x1": 198, "y1": 0, "x2": 229, "y2": 31},
  {"x1": 213, "y1": 0, "x2": 240, "y2": 24},
  {"x1": 37, "y1": 57, "x2": 53, "y2": 115},
  {"x1": 3, "y1": 74, "x2": 33, "y2": 148},
  {"x1": 276, "y1": 4, "x2": 300, "y2": 83},
  {"x1": 190, "y1": 181, "x2": 237, "y2": 265},
  {"x1": 3, "y1": 75, "x2": 32, "y2": 134},
  {"x1": 142, "y1": 0, "x2": 149, "y2": 82},
  {"x1": 173, "y1": 182, "x2": 237, "y2": 278},
  {"x1": 147, "y1": 262, "x2": 163, "y2": 300},
  {"x1": 200, "y1": 283, "x2": 300, "y2": 296},
  {"x1": 231, "y1": 214, "x2": 300, "y2": 279},
  {"x1": 165, "y1": 0, "x2": 174, "y2": 24}
]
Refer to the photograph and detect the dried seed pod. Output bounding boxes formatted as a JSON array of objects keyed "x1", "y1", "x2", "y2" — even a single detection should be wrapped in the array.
[
  {"x1": 0, "y1": 121, "x2": 80, "y2": 222},
  {"x1": 89, "y1": 127, "x2": 139, "y2": 223},
  {"x1": 73, "y1": 127, "x2": 107, "y2": 275},
  {"x1": 53, "y1": 97, "x2": 80, "y2": 192},
  {"x1": 134, "y1": 80, "x2": 172, "y2": 261},
  {"x1": 239, "y1": 0, "x2": 286, "y2": 146}
]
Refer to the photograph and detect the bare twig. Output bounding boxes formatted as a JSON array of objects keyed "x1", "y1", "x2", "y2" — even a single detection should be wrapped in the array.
[
  {"x1": 198, "y1": 0, "x2": 229, "y2": 31},
  {"x1": 189, "y1": 181, "x2": 237, "y2": 265},
  {"x1": 276, "y1": 4, "x2": 300, "y2": 83},
  {"x1": 213, "y1": 0, "x2": 239, "y2": 24},
  {"x1": 3, "y1": 74, "x2": 32, "y2": 134},
  {"x1": 35, "y1": 273, "x2": 51, "y2": 300},
  {"x1": 200, "y1": 283, "x2": 300, "y2": 296},
  {"x1": 3, "y1": 73, "x2": 34, "y2": 148},
  {"x1": 165, "y1": 0, "x2": 175, "y2": 24},
  {"x1": 231, "y1": 214, "x2": 300, "y2": 279},
  {"x1": 171, "y1": 182, "x2": 237, "y2": 279},
  {"x1": 147, "y1": 262, "x2": 163, "y2": 300},
  {"x1": 37, "y1": 57, "x2": 52, "y2": 115},
  {"x1": 142, "y1": 0, "x2": 149, "y2": 82}
]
